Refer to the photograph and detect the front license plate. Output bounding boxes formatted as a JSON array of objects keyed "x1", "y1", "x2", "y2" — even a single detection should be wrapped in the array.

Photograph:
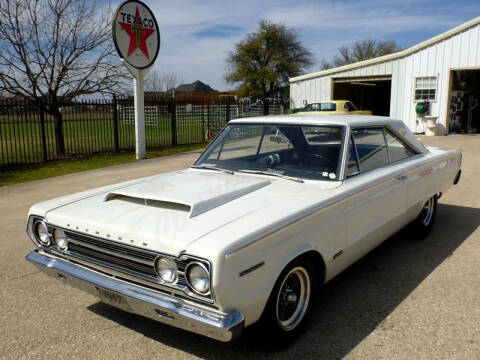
[{"x1": 97, "y1": 288, "x2": 131, "y2": 311}]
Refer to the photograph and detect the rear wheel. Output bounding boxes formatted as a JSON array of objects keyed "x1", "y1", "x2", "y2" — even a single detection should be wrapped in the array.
[{"x1": 410, "y1": 195, "x2": 437, "y2": 240}]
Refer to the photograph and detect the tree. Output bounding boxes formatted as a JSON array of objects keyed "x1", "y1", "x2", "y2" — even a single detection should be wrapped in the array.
[
  {"x1": 321, "y1": 39, "x2": 401, "y2": 70},
  {"x1": 225, "y1": 20, "x2": 313, "y2": 101},
  {"x1": 0, "y1": 0, "x2": 126, "y2": 156},
  {"x1": 144, "y1": 70, "x2": 183, "y2": 93}
]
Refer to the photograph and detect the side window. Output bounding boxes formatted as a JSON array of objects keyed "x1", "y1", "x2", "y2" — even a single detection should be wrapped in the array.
[
  {"x1": 346, "y1": 135, "x2": 360, "y2": 176},
  {"x1": 385, "y1": 129, "x2": 417, "y2": 163},
  {"x1": 352, "y1": 128, "x2": 389, "y2": 173}
]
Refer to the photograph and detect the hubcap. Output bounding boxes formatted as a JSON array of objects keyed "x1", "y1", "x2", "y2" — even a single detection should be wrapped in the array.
[
  {"x1": 421, "y1": 197, "x2": 434, "y2": 226},
  {"x1": 276, "y1": 267, "x2": 311, "y2": 331}
]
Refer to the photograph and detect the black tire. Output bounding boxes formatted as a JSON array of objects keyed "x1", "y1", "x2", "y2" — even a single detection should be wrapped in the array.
[
  {"x1": 410, "y1": 195, "x2": 438, "y2": 240},
  {"x1": 257, "y1": 258, "x2": 317, "y2": 346}
]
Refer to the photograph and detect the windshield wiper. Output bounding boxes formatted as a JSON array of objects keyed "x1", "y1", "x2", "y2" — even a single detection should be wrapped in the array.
[
  {"x1": 237, "y1": 169, "x2": 304, "y2": 183},
  {"x1": 191, "y1": 165, "x2": 234, "y2": 174}
]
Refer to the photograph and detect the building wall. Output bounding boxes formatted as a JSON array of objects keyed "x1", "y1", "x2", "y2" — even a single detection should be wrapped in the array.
[{"x1": 290, "y1": 23, "x2": 480, "y2": 134}]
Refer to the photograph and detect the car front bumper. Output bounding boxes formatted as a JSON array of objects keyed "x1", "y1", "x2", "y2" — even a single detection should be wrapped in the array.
[{"x1": 26, "y1": 250, "x2": 244, "y2": 342}]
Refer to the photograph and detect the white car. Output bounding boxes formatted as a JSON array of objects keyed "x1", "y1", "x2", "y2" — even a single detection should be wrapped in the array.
[{"x1": 26, "y1": 115, "x2": 462, "y2": 343}]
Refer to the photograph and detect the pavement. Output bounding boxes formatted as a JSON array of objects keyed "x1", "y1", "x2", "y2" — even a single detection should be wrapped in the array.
[{"x1": 0, "y1": 135, "x2": 479, "y2": 359}]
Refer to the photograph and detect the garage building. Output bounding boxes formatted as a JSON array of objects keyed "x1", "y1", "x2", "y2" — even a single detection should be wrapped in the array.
[{"x1": 289, "y1": 16, "x2": 480, "y2": 135}]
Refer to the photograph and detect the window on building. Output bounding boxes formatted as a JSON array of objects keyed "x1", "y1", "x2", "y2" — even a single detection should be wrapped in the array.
[{"x1": 414, "y1": 77, "x2": 437, "y2": 101}]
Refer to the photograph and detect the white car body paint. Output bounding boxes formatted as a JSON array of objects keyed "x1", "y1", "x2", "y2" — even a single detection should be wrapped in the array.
[{"x1": 27, "y1": 115, "x2": 462, "y2": 327}]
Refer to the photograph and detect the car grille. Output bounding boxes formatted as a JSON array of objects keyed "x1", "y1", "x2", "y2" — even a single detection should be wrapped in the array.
[
  {"x1": 65, "y1": 230, "x2": 160, "y2": 279},
  {"x1": 46, "y1": 226, "x2": 212, "y2": 303}
]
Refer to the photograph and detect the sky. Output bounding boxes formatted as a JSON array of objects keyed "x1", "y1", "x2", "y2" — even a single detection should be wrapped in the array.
[{"x1": 117, "y1": 0, "x2": 480, "y2": 91}]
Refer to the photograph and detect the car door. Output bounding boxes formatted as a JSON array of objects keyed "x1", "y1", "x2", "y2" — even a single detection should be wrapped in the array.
[{"x1": 340, "y1": 127, "x2": 408, "y2": 266}]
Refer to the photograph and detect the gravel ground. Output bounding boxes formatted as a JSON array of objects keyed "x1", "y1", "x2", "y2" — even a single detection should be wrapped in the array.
[{"x1": 0, "y1": 135, "x2": 478, "y2": 360}]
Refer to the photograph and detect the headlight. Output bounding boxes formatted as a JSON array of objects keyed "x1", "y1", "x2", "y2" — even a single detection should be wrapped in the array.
[
  {"x1": 34, "y1": 220, "x2": 50, "y2": 246},
  {"x1": 155, "y1": 257, "x2": 177, "y2": 283},
  {"x1": 186, "y1": 262, "x2": 210, "y2": 294},
  {"x1": 54, "y1": 229, "x2": 68, "y2": 250}
]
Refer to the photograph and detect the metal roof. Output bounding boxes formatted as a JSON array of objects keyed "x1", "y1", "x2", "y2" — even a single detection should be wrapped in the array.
[{"x1": 290, "y1": 16, "x2": 480, "y2": 83}]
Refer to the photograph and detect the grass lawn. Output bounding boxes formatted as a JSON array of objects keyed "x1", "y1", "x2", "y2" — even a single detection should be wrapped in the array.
[{"x1": 0, "y1": 143, "x2": 206, "y2": 187}]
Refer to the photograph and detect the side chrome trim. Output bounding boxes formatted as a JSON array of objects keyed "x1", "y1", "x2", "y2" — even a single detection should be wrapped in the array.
[
  {"x1": 239, "y1": 262, "x2": 265, "y2": 277},
  {"x1": 26, "y1": 250, "x2": 244, "y2": 342}
]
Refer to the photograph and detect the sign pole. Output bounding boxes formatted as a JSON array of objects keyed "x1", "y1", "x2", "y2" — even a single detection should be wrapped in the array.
[
  {"x1": 113, "y1": 0, "x2": 160, "y2": 161},
  {"x1": 134, "y1": 69, "x2": 146, "y2": 159},
  {"x1": 122, "y1": 60, "x2": 151, "y2": 159}
]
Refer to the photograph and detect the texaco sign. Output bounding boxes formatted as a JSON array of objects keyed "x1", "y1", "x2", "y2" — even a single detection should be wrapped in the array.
[{"x1": 112, "y1": 0, "x2": 160, "y2": 69}]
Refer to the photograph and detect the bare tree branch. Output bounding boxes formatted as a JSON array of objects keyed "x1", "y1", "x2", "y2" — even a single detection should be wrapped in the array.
[
  {"x1": 144, "y1": 70, "x2": 184, "y2": 93},
  {"x1": 321, "y1": 38, "x2": 402, "y2": 70},
  {"x1": 0, "y1": 0, "x2": 128, "y2": 155}
]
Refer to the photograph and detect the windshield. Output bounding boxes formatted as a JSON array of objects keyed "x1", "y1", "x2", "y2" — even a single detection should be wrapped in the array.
[
  {"x1": 194, "y1": 124, "x2": 344, "y2": 181},
  {"x1": 301, "y1": 103, "x2": 336, "y2": 112}
]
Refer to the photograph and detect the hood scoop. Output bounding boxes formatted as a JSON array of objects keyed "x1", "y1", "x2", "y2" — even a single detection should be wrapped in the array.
[
  {"x1": 103, "y1": 171, "x2": 271, "y2": 218},
  {"x1": 104, "y1": 194, "x2": 192, "y2": 212}
]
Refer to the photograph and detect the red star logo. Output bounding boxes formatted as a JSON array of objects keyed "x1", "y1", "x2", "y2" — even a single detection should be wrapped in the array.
[{"x1": 119, "y1": 6, "x2": 155, "y2": 59}]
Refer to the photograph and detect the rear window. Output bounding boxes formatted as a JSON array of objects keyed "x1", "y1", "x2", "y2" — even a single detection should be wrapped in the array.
[
  {"x1": 385, "y1": 130, "x2": 417, "y2": 163},
  {"x1": 352, "y1": 128, "x2": 389, "y2": 172}
]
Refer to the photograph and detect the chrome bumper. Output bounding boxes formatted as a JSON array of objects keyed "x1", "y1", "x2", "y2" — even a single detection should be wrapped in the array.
[{"x1": 26, "y1": 251, "x2": 244, "y2": 342}]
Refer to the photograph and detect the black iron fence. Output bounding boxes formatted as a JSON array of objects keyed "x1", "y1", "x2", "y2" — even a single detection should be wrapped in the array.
[{"x1": 0, "y1": 96, "x2": 284, "y2": 167}]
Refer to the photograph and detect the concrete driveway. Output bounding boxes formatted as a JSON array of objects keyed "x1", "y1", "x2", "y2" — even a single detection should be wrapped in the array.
[{"x1": 1, "y1": 136, "x2": 479, "y2": 359}]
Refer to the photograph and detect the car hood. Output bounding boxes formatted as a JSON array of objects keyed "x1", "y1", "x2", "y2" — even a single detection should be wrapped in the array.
[{"x1": 43, "y1": 169, "x2": 329, "y2": 256}]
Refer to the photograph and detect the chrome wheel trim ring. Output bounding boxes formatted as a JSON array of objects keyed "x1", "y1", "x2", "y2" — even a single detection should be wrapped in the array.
[
  {"x1": 275, "y1": 266, "x2": 311, "y2": 331},
  {"x1": 422, "y1": 197, "x2": 434, "y2": 226}
]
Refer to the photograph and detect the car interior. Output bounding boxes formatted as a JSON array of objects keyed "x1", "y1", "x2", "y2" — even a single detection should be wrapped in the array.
[{"x1": 201, "y1": 124, "x2": 343, "y2": 179}]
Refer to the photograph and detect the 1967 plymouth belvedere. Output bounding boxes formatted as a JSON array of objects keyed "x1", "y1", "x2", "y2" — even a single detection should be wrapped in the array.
[{"x1": 26, "y1": 115, "x2": 462, "y2": 343}]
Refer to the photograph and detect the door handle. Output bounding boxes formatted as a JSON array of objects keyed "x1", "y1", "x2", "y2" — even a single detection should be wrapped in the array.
[{"x1": 397, "y1": 175, "x2": 408, "y2": 181}]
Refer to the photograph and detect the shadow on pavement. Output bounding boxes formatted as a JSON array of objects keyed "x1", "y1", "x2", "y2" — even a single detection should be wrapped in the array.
[{"x1": 87, "y1": 203, "x2": 479, "y2": 359}]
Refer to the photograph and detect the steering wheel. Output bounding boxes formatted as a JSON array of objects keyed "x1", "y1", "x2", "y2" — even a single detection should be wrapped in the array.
[
  {"x1": 301, "y1": 153, "x2": 336, "y2": 169},
  {"x1": 257, "y1": 153, "x2": 281, "y2": 167}
]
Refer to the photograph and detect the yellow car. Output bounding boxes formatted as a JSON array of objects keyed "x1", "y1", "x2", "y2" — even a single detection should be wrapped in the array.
[{"x1": 295, "y1": 100, "x2": 372, "y2": 115}]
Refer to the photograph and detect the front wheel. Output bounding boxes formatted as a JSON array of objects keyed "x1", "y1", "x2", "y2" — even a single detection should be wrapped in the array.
[{"x1": 258, "y1": 259, "x2": 316, "y2": 345}]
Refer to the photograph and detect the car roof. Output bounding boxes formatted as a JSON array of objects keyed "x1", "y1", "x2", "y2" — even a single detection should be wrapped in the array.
[
  {"x1": 230, "y1": 114, "x2": 399, "y2": 127},
  {"x1": 229, "y1": 114, "x2": 428, "y2": 154}
]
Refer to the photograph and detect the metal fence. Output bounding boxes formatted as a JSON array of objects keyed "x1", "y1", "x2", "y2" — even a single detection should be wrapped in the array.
[{"x1": 0, "y1": 96, "x2": 284, "y2": 167}]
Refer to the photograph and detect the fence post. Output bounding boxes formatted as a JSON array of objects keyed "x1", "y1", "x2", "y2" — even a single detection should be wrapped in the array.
[
  {"x1": 264, "y1": 98, "x2": 270, "y2": 116},
  {"x1": 170, "y1": 98, "x2": 177, "y2": 146},
  {"x1": 39, "y1": 100, "x2": 48, "y2": 162},
  {"x1": 112, "y1": 95, "x2": 120, "y2": 153},
  {"x1": 202, "y1": 97, "x2": 205, "y2": 142},
  {"x1": 207, "y1": 99, "x2": 210, "y2": 140},
  {"x1": 226, "y1": 96, "x2": 231, "y2": 123}
]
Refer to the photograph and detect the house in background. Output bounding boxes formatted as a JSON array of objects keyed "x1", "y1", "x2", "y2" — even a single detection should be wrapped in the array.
[
  {"x1": 290, "y1": 16, "x2": 480, "y2": 135},
  {"x1": 175, "y1": 80, "x2": 216, "y2": 94},
  {"x1": 175, "y1": 80, "x2": 233, "y2": 101},
  {"x1": 142, "y1": 80, "x2": 233, "y2": 101}
]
